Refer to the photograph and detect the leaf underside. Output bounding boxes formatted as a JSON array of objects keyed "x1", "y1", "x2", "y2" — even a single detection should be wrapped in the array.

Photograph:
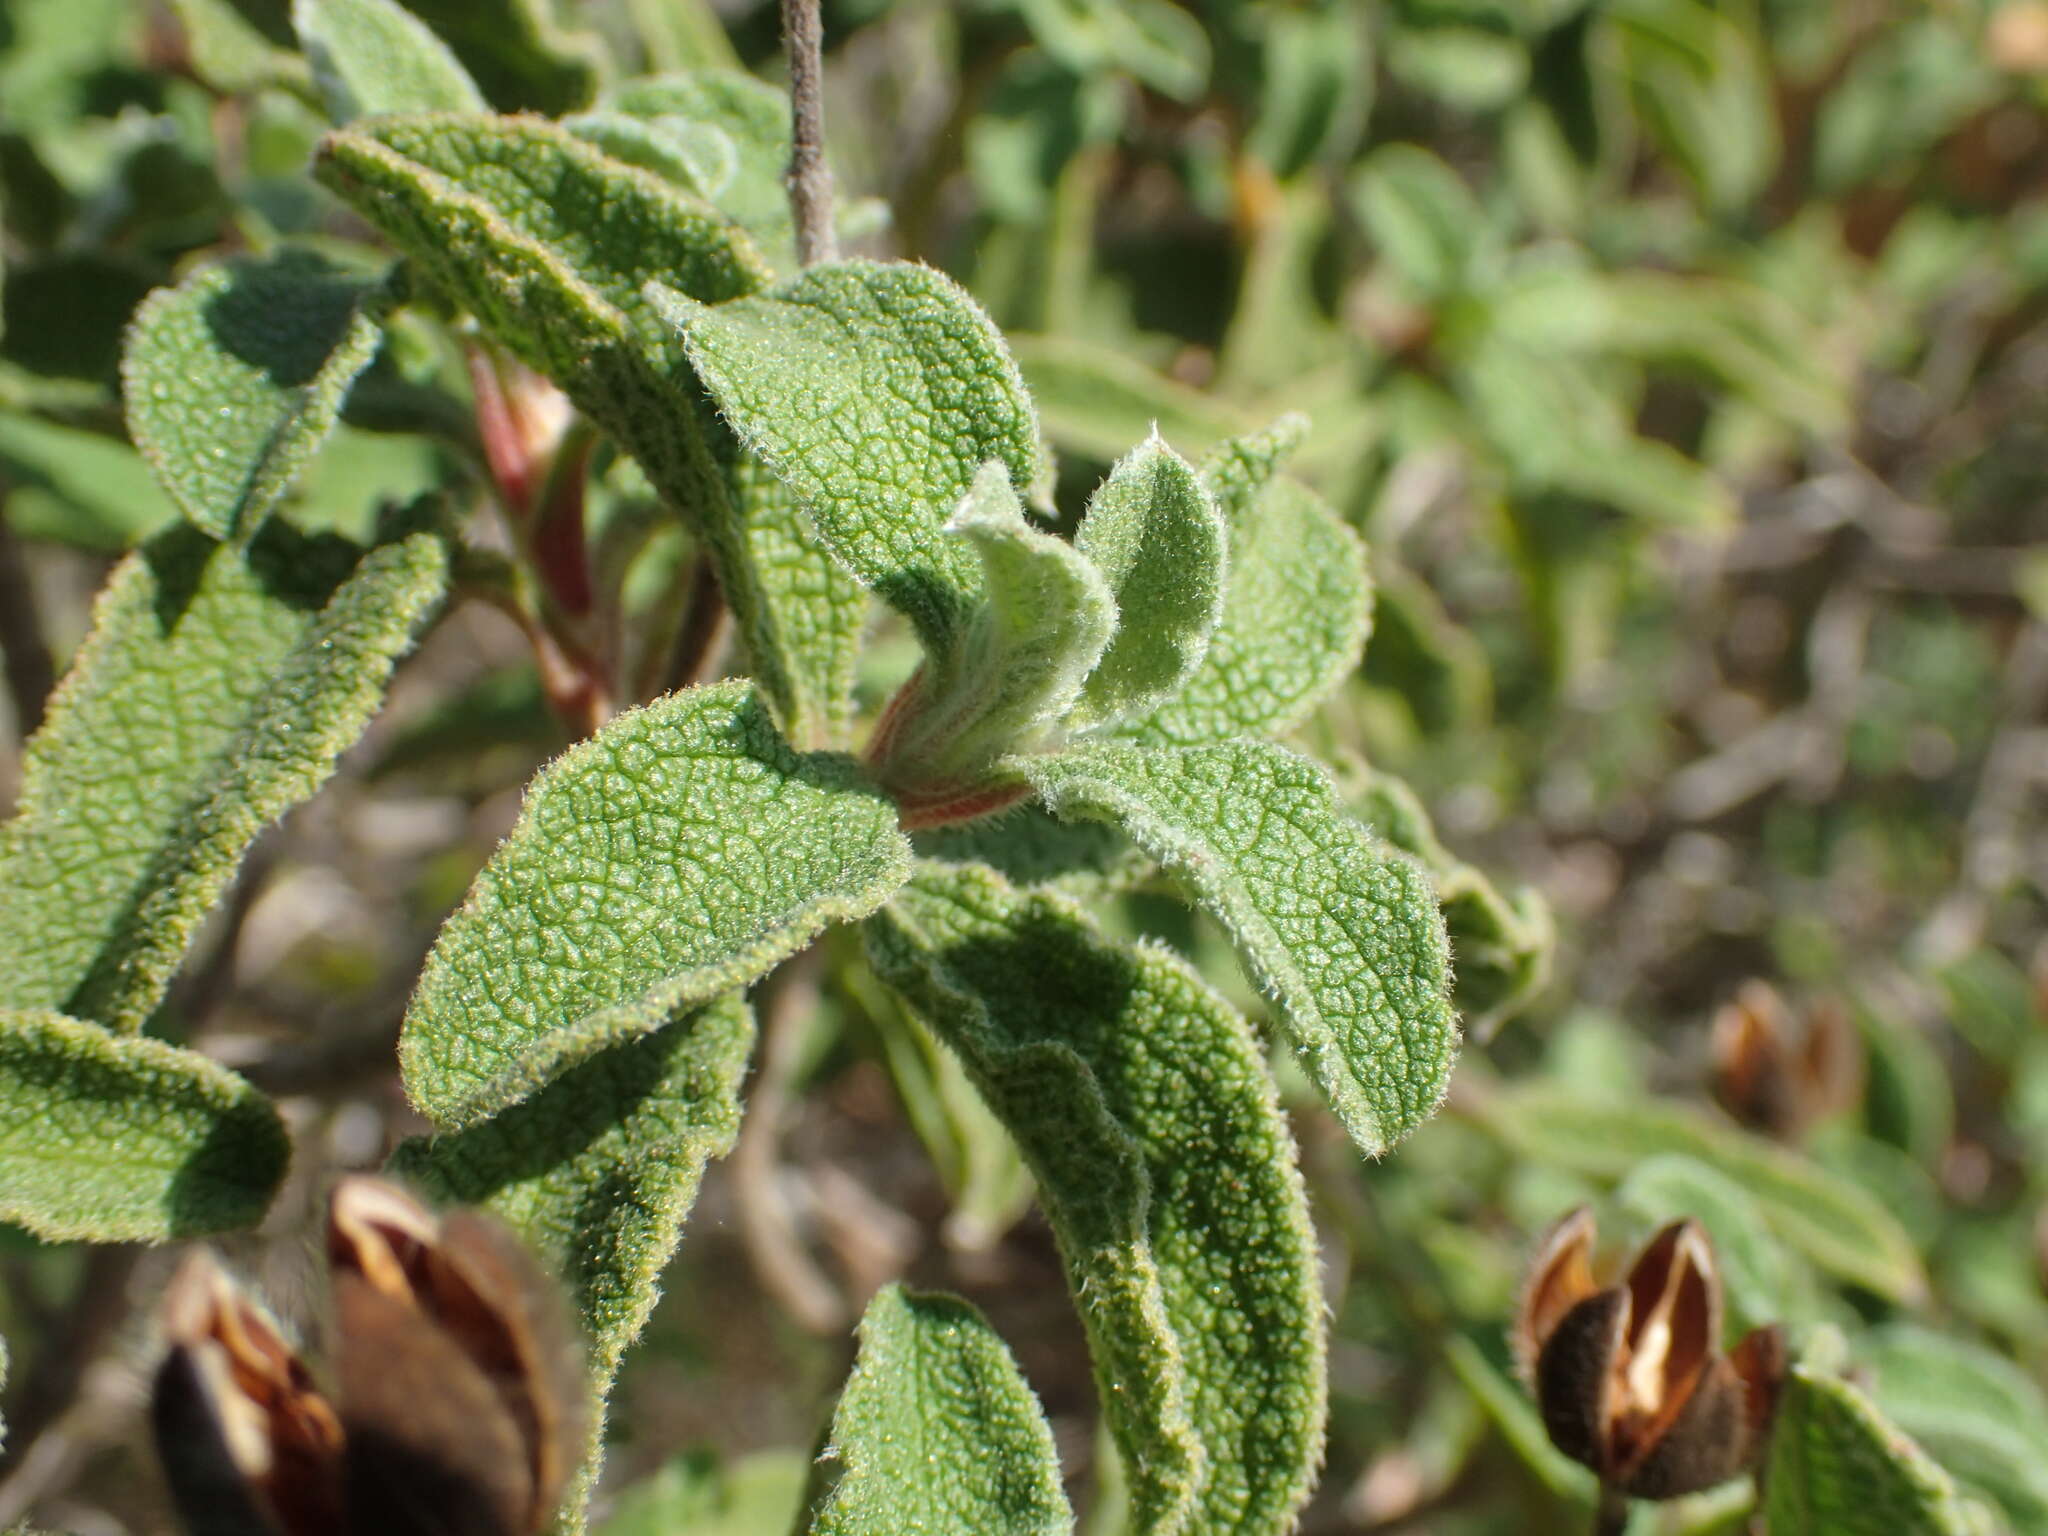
[
  {"x1": 314, "y1": 114, "x2": 849, "y2": 743},
  {"x1": 869, "y1": 862, "x2": 1326, "y2": 1535},
  {"x1": 0, "y1": 1007, "x2": 288, "y2": 1242},
  {"x1": 390, "y1": 995, "x2": 755, "y2": 1526},
  {"x1": 0, "y1": 512, "x2": 449, "y2": 1031}
]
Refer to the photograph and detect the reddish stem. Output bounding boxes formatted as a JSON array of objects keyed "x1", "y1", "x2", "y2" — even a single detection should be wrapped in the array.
[{"x1": 532, "y1": 431, "x2": 596, "y2": 618}]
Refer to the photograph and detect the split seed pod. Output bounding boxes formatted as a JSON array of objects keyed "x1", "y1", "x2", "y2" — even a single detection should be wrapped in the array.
[
  {"x1": 1513, "y1": 1207, "x2": 1785, "y2": 1499},
  {"x1": 154, "y1": 1251, "x2": 346, "y2": 1536},
  {"x1": 326, "y1": 1177, "x2": 584, "y2": 1536},
  {"x1": 1711, "y1": 980, "x2": 1862, "y2": 1139},
  {"x1": 154, "y1": 1178, "x2": 583, "y2": 1536}
]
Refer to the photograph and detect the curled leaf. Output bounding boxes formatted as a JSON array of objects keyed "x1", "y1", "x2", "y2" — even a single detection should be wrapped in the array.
[{"x1": 124, "y1": 251, "x2": 388, "y2": 542}]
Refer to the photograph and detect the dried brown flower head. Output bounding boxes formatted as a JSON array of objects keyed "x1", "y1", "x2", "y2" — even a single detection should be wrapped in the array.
[
  {"x1": 154, "y1": 1178, "x2": 583, "y2": 1536},
  {"x1": 1513, "y1": 1207, "x2": 1786, "y2": 1500}
]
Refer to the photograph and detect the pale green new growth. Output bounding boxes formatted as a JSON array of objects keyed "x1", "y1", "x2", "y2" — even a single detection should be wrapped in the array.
[
  {"x1": 401, "y1": 681, "x2": 909, "y2": 1129},
  {"x1": 879, "y1": 462, "x2": 1114, "y2": 796},
  {"x1": 661, "y1": 259, "x2": 1048, "y2": 653},
  {"x1": 122, "y1": 251, "x2": 386, "y2": 541},
  {"x1": 0, "y1": 515, "x2": 449, "y2": 1031},
  {"x1": 809, "y1": 1285, "x2": 1071, "y2": 1536},
  {"x1": 1070, "y1": 435, "x2": 1225, "y2": 730},
  {"x1": 391, "y1": 996, "x2": 754, "y2": 1526},
  {"x1": 294, "y1": 0, "x2": 488, "y2": 120},
  {"x1": 0, "y1": 1008, "x2": 288, "y2": 1242},
  {"x1": 1479, "y1": 1087, "x2": 1927, "y2": 1302},
  {"x1": 1027, "y1": 741, "x2": 1458, "y2": 1157},
  {"x1": 1767, "y1": 1365, "x2": 1984, "y2": 1536},
  {"x1": 1128, "y1": 419, "x2": 1370, "y2": 747},
  {"x1": 870, "y1": 864, "x2": 1327, "y2": 1535},
  {"x1": 314, "y1": 114, "x2": 843, "y2": 741}
]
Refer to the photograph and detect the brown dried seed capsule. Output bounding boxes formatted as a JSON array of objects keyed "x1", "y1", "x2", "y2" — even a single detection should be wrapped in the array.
[
  {"x1": 1516, "y1": 1208, "x2": 1787, "y2": 1502},
  {"x1": 326, "y1": 1178, "x2": 584, "y2": 1536},
  {"x1": 153, "y1": 1251, "x2": 345, "y2": 1536},
  {"x1": 1711, "y1": 981, "x2": 1863, "y2": 1139}
]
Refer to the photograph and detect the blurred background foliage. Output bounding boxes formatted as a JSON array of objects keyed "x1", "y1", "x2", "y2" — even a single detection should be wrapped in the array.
[{"x1": 1, "y1": 0, "x2": 2047, "y2": 1532}]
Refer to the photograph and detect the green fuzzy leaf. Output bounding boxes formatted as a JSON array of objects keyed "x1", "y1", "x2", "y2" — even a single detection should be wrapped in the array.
[
  {"x1": 916, "y1": 806, "x2": 1146, "y2": 901},
  {"x1": 1857, "y1": 1324, "x2": 2048, "y2": 1532},
  {"x1": 0, "y1": 514, "x2": 450, "y2": 1030},
  {"x1": 1026, "y1": 740, "x2": 1458, "y2": 1157},
  {"x1": 400, "y1": 681, "x2": 909, "y2": 1129},
  {"x1": 1350, "y1": 143, "x2": 1488, "y2": 300},
  {"x1": 166, "y1": 0, "x2": 314, "y2": 98},
  {"x1": 0, "y1": 1007, "x2": 288, "y2": 1241},
  {"x1": 605, "y1": 70, "x2": 795, "y2": 255},
  {"x1": 1345, "y1": 765, "x2": 1552, "y2": 1030},
  {"x1": 877, "y1": 462, "x2": 1114, "y2": 800},
  {"x1": 313, "y1": 114, "x2": 847, "y2": 743},
  {"x1": 1477, "y1": 1087, "x2": 1927, "y2": 1302},
  {"x1": 294, "y1": 0, "x2": 487, "y2": 120},
  {"x1": 1127, "y1": 421, "x2": 1371, "y2": 747},
  {"x1": 564, "y1": 111, "x2": 735, "y2": 203},
  {"x1": 601, "y1": 1449, "x2": 809, "y2": 1536},
  {"x1": 1767, "y1": 1364, "x2": 1983, "y2": 1536},
  {"x1": 390, "y1": 995, "x2": 754, "y2": 1526},
  {"x1": 660, "y1": 259, "x2": 1048, "y2": 656},
  {"x1": 732, "y1": 451, "x2": 868, "y2": 750},
  {"x1": 1013, "y1": 0, "x2": 1210, "y2": 102},
  {"x1": 809, "y1": 1284, "x2": 1071, "y2": 1536},
  {"x1": 1010, "y1": 333, "x2": 1250, "y2": 465},
  {"x1": 316, "y1": 113, "x2": 765, "y2": 336},
  {"x1": 0, "y1": 412, "x2": 178, "y2": 552},
  {"x1": 374, "y1": 0, "x2": 602, "y2": 115},
  {"x1": 123, "y1": 251, "x2": 387, "y2": 541},
  {"x1": 1069, "y1": 435, "x2": 1224, "y2": 730},
  {"x1": 869, "y1": 863, "x2": 1326, "y2": 1534}
]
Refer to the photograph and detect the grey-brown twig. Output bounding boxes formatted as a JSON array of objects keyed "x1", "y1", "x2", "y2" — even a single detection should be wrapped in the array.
[{"x1": 780, "y1": 0, "x2": 836, "y2": 267}]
